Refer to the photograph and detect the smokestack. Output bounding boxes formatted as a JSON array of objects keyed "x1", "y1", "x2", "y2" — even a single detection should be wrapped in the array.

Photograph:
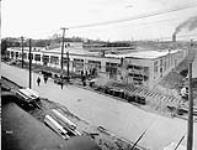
[{"x1": 172, "y1": 33, "x2": 176, "y2": 42}]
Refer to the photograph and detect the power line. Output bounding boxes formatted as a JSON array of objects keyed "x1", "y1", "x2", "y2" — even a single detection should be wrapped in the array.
[
  {"x1": 69, "y1": 2, "x2": 197, "y2": 29},
  {"x1": 48, "y1": 12, "x2": 190, "y2": 39}
]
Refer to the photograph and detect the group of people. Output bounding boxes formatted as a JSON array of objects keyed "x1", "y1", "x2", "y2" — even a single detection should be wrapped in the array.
[
  {"x1": 36, "y1": 68, "x2": 97, "y2": 88},
  {"x1": 80, "y1": 68, "x2": 97, "y2": 86},
  {"x1": 36, "y1": 74, "x2": 48, "y2": 86}
]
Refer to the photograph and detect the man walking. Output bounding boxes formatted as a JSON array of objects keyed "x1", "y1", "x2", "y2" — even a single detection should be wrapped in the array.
[{"x1": 37, "y1": 77, "x2": 41, "y2": 86}]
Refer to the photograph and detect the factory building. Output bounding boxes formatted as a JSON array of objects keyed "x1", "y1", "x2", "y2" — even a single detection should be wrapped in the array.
[{"x1": 6, "y1": 42, "x2": 187, "y2": 88}]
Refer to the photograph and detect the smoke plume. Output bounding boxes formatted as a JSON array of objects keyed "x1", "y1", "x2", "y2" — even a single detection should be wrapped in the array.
[{"x1": 174, "y1": 16, "x2": 197, "y2": 35}]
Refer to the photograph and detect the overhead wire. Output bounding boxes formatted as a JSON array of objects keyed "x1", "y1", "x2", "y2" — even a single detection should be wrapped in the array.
[
  {"x1": 68, "y1": 2, "x2": 197, "y2": 29},
  {"x1": 42, "y1": 1, "x2": 197, "y2": 41}
]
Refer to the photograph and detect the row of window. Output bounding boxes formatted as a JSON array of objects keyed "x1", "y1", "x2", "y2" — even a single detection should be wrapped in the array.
[
  {"x1": 9, "y1": 51, "x2": 119, "y2": 73},
  {"x1": 106, "y1": 62, "x2": 118, "y2": 73},
  {"x1": 154, "y1": 56, "x2": 172, "y2": 74}
]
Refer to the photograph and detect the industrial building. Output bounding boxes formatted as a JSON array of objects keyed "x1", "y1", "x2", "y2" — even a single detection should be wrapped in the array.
[{"x1": 6, "y1": 42, "x2": 187, "y2": 88}]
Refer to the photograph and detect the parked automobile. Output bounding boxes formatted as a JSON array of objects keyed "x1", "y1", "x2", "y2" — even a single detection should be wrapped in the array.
[
  {"x1": 127, "y1": 95, "x2": 135, "y2": 103},
  {"x1": 138, "y1": 96, "x2": 146, "y2": 105}
]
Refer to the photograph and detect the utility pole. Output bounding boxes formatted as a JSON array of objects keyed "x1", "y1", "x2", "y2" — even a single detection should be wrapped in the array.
[
  {"x1": 187, "y1": 40, "x2": 195, "y2": 150},
  {"x1": 29, "y1": 39, "x2": 32, "y2": 89},
  {"x1": 66, "y1": 51, "x2": 70, "y2": 82},
  {"x1": 60, "y1": 27, "x2": 68, "y2": 73},
  {"x1": 21, "y1": 36, "x2": 24, "y2": 68}
]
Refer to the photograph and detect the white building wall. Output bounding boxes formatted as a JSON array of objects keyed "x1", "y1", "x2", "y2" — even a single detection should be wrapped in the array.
[
  {"x1": 7, "y1": 48, "x2": 186, "y2": 88},
  {"x1": 41, "y1": 51, "x2": 121, "y2": 74},
  {"x1": 151, "y1": 50, "x2": 186, "y2": 87},
  {"x1": 123, "y1": 58, "x2": 152, "y2": 87}
]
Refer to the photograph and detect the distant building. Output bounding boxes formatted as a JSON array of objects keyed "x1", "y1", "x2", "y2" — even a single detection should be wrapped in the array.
[{"x1": 7, "y1": 43, "x2": 187, "y2": 88}]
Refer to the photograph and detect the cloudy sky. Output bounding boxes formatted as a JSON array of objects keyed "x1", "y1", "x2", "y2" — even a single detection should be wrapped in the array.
[{"x1": 1, "y1": 0, "x2": 197, "y2": 41}]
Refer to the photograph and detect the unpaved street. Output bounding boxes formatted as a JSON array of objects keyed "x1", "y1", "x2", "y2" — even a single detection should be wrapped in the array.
[{"x1": 1, "y1": 63, "x2": 197, "y2": 150}]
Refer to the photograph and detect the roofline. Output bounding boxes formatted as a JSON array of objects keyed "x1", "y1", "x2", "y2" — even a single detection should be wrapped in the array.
[
  {"x1": 7, "y1": 48, "x2": 121, "y2": 60},
  {"x1": 7, "y1": 47, "x2": 182, "y2": 60}
]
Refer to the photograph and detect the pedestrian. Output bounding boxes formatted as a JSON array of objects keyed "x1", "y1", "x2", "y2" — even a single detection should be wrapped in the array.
[
  {"x1": 82, "y1": 75, "x2": 86, "y2": 86},
  {"x1": 43, "y1": 75, "x2": 48, "y2": 84},
  {"x1": 60, "y1": 82, "x2": 64, "y2": 89},
  {"x1": 81, "y1": 70, "x2": 84, "y2": 78},
  {"x1": 37, "y1": 77, "x2": 41, "y2": 86}
]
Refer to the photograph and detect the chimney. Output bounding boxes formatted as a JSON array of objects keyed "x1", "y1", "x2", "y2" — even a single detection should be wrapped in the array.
[{"x1": 172, "y1": 33, "x2": 176, "y2": 42}]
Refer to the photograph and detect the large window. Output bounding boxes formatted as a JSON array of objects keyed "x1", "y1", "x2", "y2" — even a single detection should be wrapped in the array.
[
  {"x1": 164, "y1": 58, "x2": 167, "y2": 71},
  {"x1": 127, "y1": 65, "x2": 143, "y2": 70},
  {"x1": 73, "y1": 58, "x2": 84, "y2": 68},
  {"x1": 18, "y1": 52, "x2": 22, "y2": 58},
  {"x1": 15, "y1": 52, "x2": 19, "y2": 58},
  {"x1": 42, "y1": 55, "x2": 50, "y2": 65},
  {"x1": 63, "y1": 57, "x2": 69, "y2": 65},
  {"x1": 73, "y1": 58, "x2": 84, "y2": 62},
  {"x1": 88, "y1": 60, "x2": 101, "y2": 69},
  {"x1": 23, "y1": 53, "x2": 27, "y2": 59},
  {"x1": 7, "y1": 51, "x2": 10, "y2": 57},
  {"x1": 106, "y1": 62, "x2": 118, "y2": 74},
  {"x1": 11, "y1": 51, "x2": 14, "y2": 58},
  {"x1": 50, "y1": 56, "x2": 59, "y2": 64},
  {"x1": 154, "y1": 61, "x2": 158, "y2": 73},
  {"x1": 35, "y1": 54, "x2": 41, "y2": 61}
]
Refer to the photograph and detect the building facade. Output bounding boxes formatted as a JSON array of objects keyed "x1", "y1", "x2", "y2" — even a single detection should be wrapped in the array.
[{"x1": 6, "y1": 45, "x2": 186, "y2": 88}]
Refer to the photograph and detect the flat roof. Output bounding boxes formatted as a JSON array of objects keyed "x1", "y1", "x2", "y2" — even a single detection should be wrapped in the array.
[
  {"x1": 8, "y1": 47, "x2": 181, "y2": 59},
  {"x1": 105, "y1": 50, "x2": 180, "y2": 59},
  {"x1": 8, "y1": 47, "x2": 100, "y2": 56},
  {"x1": 8, "y1": 47, "x2": 45, "y2": 52},
  {"x1": 44, "y1": 47, "x2": 100, "y2": 56}
]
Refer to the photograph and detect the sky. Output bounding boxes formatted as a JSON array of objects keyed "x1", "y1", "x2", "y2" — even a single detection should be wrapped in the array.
[{"x1": 1, "y1": 0, "x2": 197, "y2": 41}]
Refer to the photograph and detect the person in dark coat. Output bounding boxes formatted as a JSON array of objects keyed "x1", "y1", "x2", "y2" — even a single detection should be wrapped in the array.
[
  {"x1": 37, "y1": 77, "x2": 41, "y2": 86},
  {"x1": 81, "y1": 75, "x2": 86, "y2": 86}
]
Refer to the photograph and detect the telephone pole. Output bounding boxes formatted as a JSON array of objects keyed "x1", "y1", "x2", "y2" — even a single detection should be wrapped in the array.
[
  {"x1": 66, "y1": 51, "x2": 70, "y2": 82},
  {"x1": 187, "y1": 40, "x2": 195, "y2": 150},
  {"x1": 60, "y1": 27, "x2": 68, "y2": 73},
  {"x1": 29, "y1": 39, "x2": 32, "y2": 89},
  {"x1": 21, "y1": 36, "x2": 24, "y2": 68}
]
